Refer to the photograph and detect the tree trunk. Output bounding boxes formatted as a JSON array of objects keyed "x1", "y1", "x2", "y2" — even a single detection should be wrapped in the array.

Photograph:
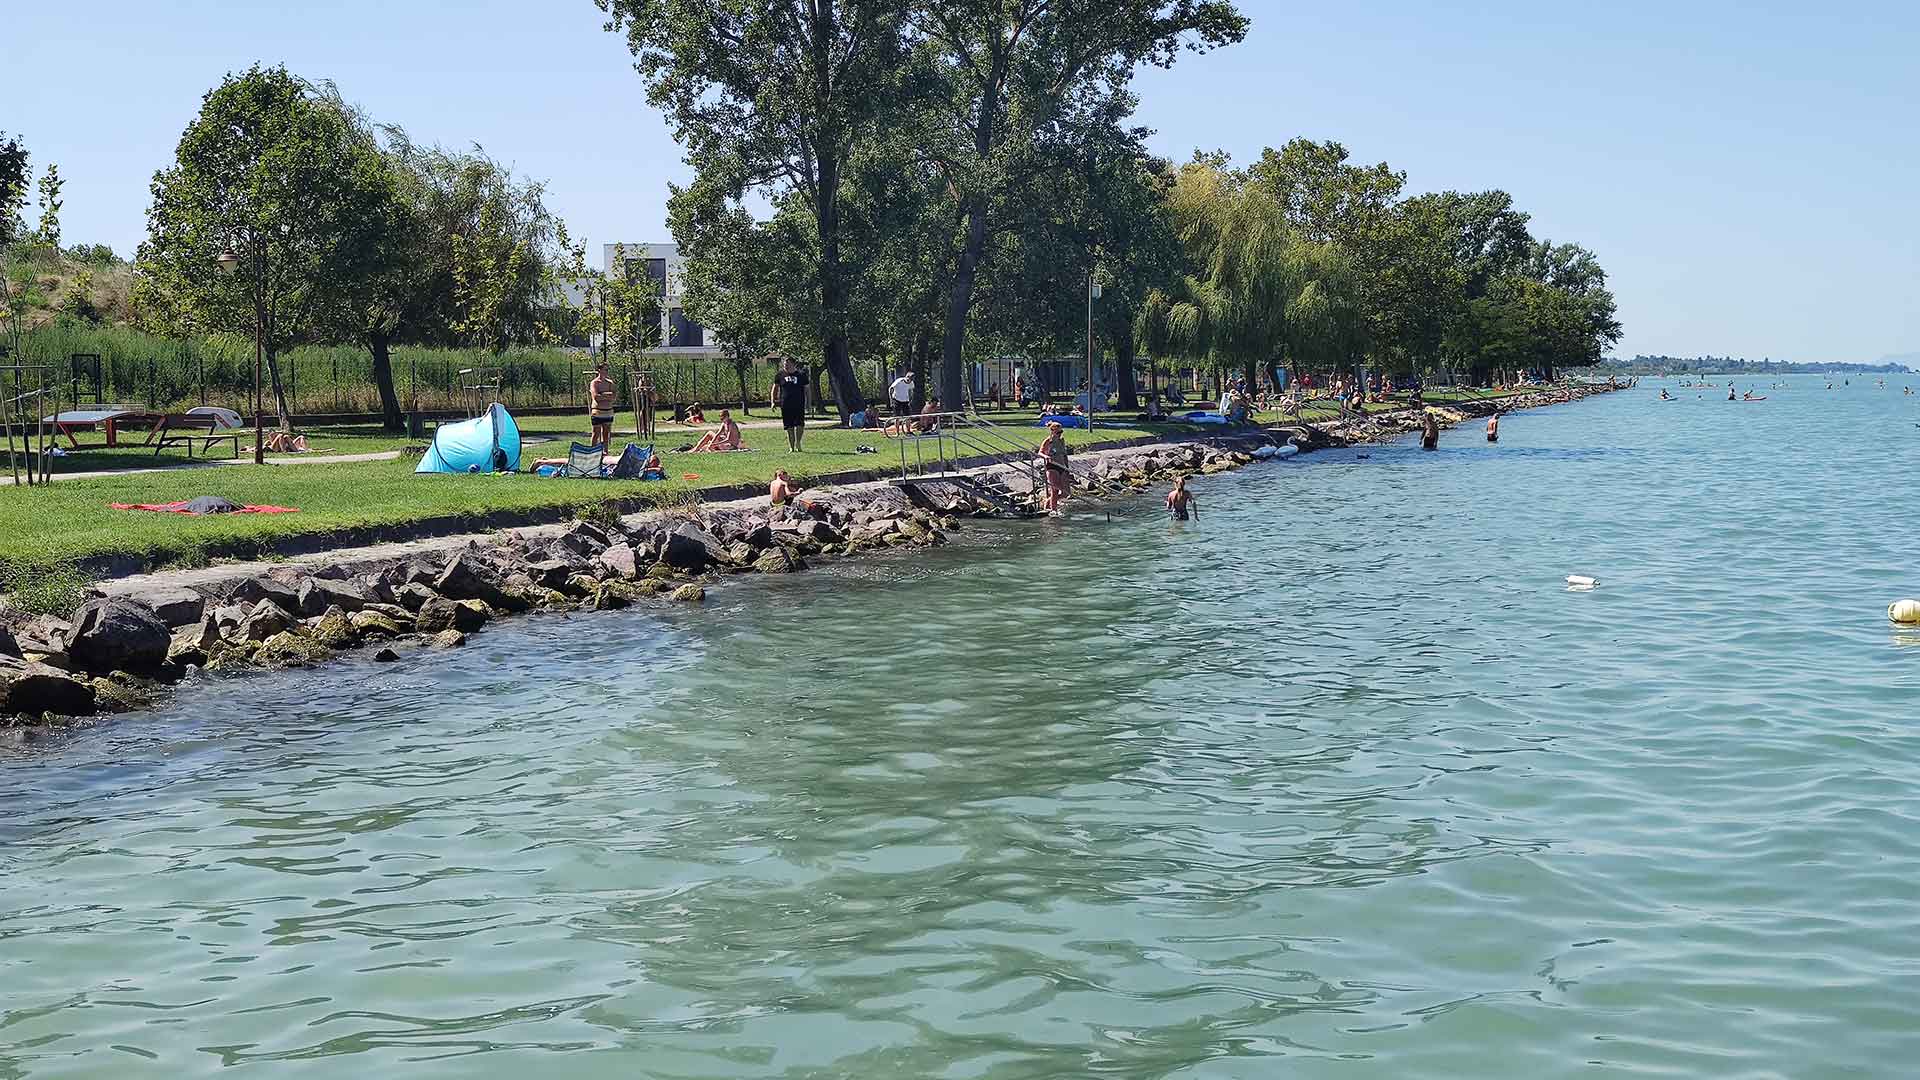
[
  {"x1": 939, "y1": 202, "x2": 988, "y2": 414},
  {"x1": 813, "y1": 143, "x2": 867, "y2": 419},
  {"x1": 266, "y1": 347, "x2": 292, "y2": 430},
  {"x1": 909, "y1": 326, "x2": 930, "y2": 411},
  {"x1": 735, "y1": 357, "x2": 751, "y2": 415},
  {"x1": 1116, "y1": 332, "x2": 1139, "y2": 410},
  {"x1": 368, "y1": 328, "x2": 404, "y2": 432}
]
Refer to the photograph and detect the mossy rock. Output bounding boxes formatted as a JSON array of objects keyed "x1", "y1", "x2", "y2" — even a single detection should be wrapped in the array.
[
  {"x1": 668, "y1": 584, "x2": 706, "y2": 603},
  {"x1": 311, "y1": 608, "x2": 356, "y2": 649},
  {"x1": 348, "y1": 612, "x2": 405, "y2": 640},
  {"x1": 256, "y1": 631, "x2": 334, "y2": 668}
]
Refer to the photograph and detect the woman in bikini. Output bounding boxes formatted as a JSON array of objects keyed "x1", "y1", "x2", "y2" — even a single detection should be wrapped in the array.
[
  {"x1": 1037, "y1": 420, "x2": 1071, "y2": 514},
  {"x1": 1165, "y1": 474, "x2": 1198, "y2": 521}
]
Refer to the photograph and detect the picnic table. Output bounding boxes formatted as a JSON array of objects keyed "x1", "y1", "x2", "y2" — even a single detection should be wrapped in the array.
[{"x1": 42, "y1": 406, "x2": 163, "y2": 448}]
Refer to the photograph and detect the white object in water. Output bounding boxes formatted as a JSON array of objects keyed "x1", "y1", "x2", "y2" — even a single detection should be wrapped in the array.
[
  {"x1": 1890, "y1": 598, "x2": 1920, "y2": 625},
  {"x1": 1566, "y1": 575, "x2": 1599, "y2": 591}
]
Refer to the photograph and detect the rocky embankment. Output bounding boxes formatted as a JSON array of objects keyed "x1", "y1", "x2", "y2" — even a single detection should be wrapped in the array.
[
  {"x1": 2, "y1": 439, "x2": 1271, "y2": 733},
  {"x1": 2, "y1": 383, "x2": 1623, "y2": 734}
]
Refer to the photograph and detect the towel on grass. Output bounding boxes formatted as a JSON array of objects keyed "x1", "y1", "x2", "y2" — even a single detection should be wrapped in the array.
[{"x1": 110, "y1": 496, "x2": 298, "y2": 515}]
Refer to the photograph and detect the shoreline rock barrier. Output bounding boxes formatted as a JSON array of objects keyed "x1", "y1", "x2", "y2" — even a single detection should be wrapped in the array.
[{"x1": 1, "y1": 382, "x2": 1619, "y2": 737}]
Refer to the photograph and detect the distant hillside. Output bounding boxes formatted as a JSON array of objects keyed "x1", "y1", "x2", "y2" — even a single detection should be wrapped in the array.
[
  {"x1": 2, "y1": 247, "x2": 136, "y2": 335},
  {"x1": 1878, "y1": 352, "x2": 1920, "y2": 370}
]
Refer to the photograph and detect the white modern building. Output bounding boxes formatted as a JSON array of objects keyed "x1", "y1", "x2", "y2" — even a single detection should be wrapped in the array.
[{"x1": 602, "y1": 242, "x2": 724, "y2": 360}]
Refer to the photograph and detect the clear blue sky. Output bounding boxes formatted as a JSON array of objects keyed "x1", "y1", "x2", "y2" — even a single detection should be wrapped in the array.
[{"x1": 6, "y1": 0, "x2": 1916, "y2": 364}]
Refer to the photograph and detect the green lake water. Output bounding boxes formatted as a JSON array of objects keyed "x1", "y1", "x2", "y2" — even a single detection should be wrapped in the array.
[{"x1": 4, "y1": 378, "x2": 1919, "y2": 1077}]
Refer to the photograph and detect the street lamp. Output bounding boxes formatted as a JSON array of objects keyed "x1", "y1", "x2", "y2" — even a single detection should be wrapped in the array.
[
  {"x1": 1086, "y1": 275, "x2": 1102, "y2": 435},
  {"x1": 214, "y1": 244, "x2": 265, "y2": 464}
]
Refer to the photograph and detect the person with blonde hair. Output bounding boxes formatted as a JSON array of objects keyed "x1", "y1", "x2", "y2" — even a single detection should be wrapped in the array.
[{"x1": 1037, "y1": 420, "x2": 1071, "y2": 514}]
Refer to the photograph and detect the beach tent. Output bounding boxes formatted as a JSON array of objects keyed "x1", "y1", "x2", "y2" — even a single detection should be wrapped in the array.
[{"x1": 415, "y1": 403, "x2": 522, "y2": 474}]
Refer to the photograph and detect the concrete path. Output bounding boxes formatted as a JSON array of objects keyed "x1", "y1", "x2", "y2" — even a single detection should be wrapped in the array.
[{"x1": 0, "y1": 449, "x2": 404, "y2": 486}]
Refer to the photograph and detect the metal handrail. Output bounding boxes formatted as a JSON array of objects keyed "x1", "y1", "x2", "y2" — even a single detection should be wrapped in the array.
[{"x1": 892, "y1": 411, "x2": 1137, "y2": 504}]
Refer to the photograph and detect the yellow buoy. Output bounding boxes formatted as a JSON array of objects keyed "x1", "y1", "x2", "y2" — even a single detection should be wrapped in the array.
[{"x1": 1890, "y1": 598, "x2": 1920, "y2": 625}]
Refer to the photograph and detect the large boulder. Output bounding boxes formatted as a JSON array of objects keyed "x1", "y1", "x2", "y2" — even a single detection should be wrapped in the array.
[
  {"x1": 392, "y1": 583, "x2": 441, "y2": 612},
  {"x1": 0, "y1": 624, "x2": 18, "y2": 659},
  {"x1": 310, "y1": 606, "x2": 357, "y2": 650},
  {"x1": 236, "y1": 600, "x2": 295, "y2": 643},
  {"x1": 229, "y1": 576, "x2": 303, "y2": 615},
  {"x1": 598, "y1": 543, "x2": 641, "y2": 580},
  {"x1": 297, "y1": 577, "x2": 371, "y2": 617},
  {"x1": 138, "y1": 587, "x2": 207, "y2": 629},
  {"x1": 434, "y1": 555, "x2": 499, "y2": 603},
  {"x1": 554, "y1": 521, "x2": 613, "y2": 559},
  {"x1": 167, "y1": 616, "x2": 224, "y2": 667},
  {"x1": 668, "y1": 584, "x2": 706, "y2": 604},
  {"x1": 65, "y1": 597, "x2": 171, "y2": 676},
  {"x1": 659, "y1": 523, "x2": 724, "y2": 572},
  {"x1": 753, "y1": 547, "x2": 805, "y2": 575},
  {"x1": 0, "y1": 657, "x2": 97, "y2": 716},
  {"x1": 417, "y1": 597, "x2": 490, "y2": 635},
  {"x1": 349, "y1": 611, "x2": 405, "y2": 640},
  {"x1": 525, "y1": 559, "x2": 576, "y2": 590}
]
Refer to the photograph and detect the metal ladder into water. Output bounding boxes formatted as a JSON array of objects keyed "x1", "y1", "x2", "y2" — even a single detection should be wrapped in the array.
[{"x1": 889, "y1": 412, "x2": 1135, "y2": 517}]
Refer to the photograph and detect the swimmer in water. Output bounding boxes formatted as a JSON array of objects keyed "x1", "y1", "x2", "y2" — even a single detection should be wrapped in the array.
[
  {"x1": 1486, "y1": 413, "x2": 1500, "y2": 442},
  {"x1": 1421, "y1": 411, "x2": 1440, "y2": 450},
  {"x1": 1729, "y1": 387, "x2": 1737, "y2": 401},
  {"x1": 1659, "y1": 388, "x2": 1673, "y2": 400},
  {"x1": 1165, "y1": 474, "x2": 1198, "y2": 522}
]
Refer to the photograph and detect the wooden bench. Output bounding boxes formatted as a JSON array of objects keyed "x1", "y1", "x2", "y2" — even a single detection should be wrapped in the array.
[{"x1": 150, "y1": 414, "x2": 241, "y2": 459}]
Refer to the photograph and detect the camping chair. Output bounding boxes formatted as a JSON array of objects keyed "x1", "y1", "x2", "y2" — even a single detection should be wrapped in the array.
[
  {"x1": 562, "y1": 441, "x2": 610, "y2": 478},
  {"x1": 608, "y1": 443, "x2": 660, "y2": 480}
]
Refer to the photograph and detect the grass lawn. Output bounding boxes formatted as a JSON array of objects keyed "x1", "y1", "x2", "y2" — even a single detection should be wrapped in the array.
[
  {"x1": 0, "y1": 414, "x2": 1177, "y2": 578},
  {"x1": 0, "y1": 387, "x2": 1528, "y2": 585}
]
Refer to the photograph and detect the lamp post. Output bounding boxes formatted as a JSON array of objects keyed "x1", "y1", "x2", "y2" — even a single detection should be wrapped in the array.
[
  {"x1": 215, "y1": 243, "x2": 265, "y2": 464},
  {"x1": 1086, "y1": 274, "x2": 1101, "y2": 435}
]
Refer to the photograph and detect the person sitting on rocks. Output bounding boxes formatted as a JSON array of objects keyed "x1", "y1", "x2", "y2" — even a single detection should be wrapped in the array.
[
  {"x1": 769, "y1": 469, "x2": 796, "y2": 507},
  {"x1": 690, "y1": 410, "x2": 743, "y2": 452}
]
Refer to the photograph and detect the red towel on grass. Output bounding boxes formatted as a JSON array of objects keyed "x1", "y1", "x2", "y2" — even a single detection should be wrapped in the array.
[{"x1": 110, "y1": 502, "x2": 299, "y2": 514}]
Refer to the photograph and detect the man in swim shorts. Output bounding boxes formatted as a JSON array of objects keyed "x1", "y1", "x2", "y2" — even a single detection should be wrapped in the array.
[{"x1": 588, "y1": 360, "x2": 616, "y2": 446}]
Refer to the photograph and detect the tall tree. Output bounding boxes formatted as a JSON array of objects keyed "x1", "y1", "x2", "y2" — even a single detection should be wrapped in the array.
[
  {"x1": 909, "y1": 0, "x2": 1246, "y2": 411},
  {"x1": 599, "y1": 0, "x2": 911, "y2": 419},
  {"x1": 0, "y1": 132, "x2": 27, "y2": 247},
  {"x1": 136, "y1": 66, "x2": 396, "y2": 427}
]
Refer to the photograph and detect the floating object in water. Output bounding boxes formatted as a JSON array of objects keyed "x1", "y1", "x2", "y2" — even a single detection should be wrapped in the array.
[
  {"x1": 1891, "y1": 598, "x2": 1920, "y2": 625},
  {"x1": 1566, "y1": 575, "x2": 1599, "y2": 591},
  {"x1": 1251, "y1": 444, "x2": 1301, "y2": 460}
]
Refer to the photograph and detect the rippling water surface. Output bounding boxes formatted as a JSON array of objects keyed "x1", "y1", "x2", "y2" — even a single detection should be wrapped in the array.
[{"x1": 5, "y1": 380, "x2": 1919, "y2": 1077}]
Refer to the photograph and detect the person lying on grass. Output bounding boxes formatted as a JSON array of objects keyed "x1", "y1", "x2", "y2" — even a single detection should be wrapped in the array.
[{"x1": 689, "y1": 410, "x2": 744, "y2": 452}]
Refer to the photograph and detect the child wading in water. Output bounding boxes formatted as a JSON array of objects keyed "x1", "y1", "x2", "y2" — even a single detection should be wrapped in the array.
[{"x1": 1166, "y1": 475, "x2": 1199, "y2": 521}]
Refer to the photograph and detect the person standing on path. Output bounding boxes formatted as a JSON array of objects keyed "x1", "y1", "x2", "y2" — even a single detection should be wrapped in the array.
[
  {"x1": 1038, "y1": 420, "x2": 1072, "y2": 515},
  {"x1": 776, "y1": 357, "x2": 808, "y2": 451},
  {"x1": 888, "y1": 372, "x2": 915, "y2": 417},
  {"x1": 588, "y1": 361, "x2": 617, "y2": 447}
]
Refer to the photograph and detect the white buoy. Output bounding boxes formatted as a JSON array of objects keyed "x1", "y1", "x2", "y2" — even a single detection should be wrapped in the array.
[
  {"x1": 1890, "y1": 598, "x2": 1920, "y2": 625},
  {"x1": 1566, "y1": 575, "x2": 1598, "y2": 590}
]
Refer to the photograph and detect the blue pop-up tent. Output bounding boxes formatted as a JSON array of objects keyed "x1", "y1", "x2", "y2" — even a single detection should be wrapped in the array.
[{"x1": 415, "y1": 403, "x2": 522, "y2": 474}]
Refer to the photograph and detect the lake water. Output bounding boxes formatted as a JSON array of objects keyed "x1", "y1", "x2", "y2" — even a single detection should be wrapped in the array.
[{"x1": 4, "y1": 378, "x2": 1918, "y2": 1078}]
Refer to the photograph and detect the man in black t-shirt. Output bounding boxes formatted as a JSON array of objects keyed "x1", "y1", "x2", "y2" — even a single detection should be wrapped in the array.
[{"x1": 776, "y1": 357, "x2": 808, "y2": 451}]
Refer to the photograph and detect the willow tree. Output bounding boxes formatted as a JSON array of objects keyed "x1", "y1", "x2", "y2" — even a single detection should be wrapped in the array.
[{"x1": 599, "y1": 0, "x2": 911, "y2": 419}]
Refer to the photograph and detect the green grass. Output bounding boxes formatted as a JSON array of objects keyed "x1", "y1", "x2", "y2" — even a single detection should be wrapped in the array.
[
  {"x1": 0, "y1": 415, "x2": 1170, "y2": 575},
  {"x1": 0, "y1": 387, "x2": 1530, "y2": 582}
]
